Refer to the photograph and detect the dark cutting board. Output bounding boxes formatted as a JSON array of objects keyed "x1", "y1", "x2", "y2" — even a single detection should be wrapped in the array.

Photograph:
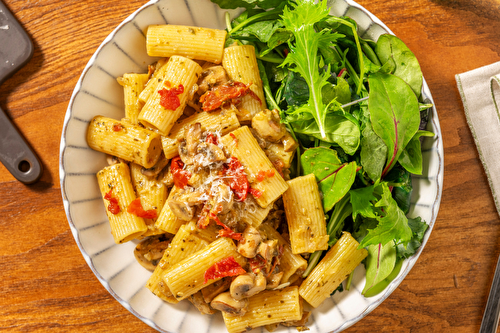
[{"x1": 0, "y1": 1, "x2": 42, "y2": 184}]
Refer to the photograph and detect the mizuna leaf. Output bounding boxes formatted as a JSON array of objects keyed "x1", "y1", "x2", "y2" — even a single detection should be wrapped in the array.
[
  {"x1": 368, "y1": 72, "x2": 420, "y2": 178},
  {"x1": 301, "y1": 147, "x2": 357, "y2": 211},
  {"x1": 280, "y1": 0, "x2": 342, "y2": 139}
]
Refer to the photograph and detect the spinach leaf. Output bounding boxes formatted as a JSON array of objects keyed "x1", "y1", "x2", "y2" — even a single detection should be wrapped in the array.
[
  {"x1": 360, "y1": 123, "x2": 387, "y2": 182},
  {"x1": 375, "y1": 34, "x2": 423, "y2": 98},
  {"x1": 363, "y1": 258, "x2": 403, "y2": 297},
  {"x1": 368, "y1": 72, "x2": 420, "y2": 178},
  {"x1": 290, "y1": 113, "x2": 360, "y2": 155},
  {"x1": 398, "y1": 130, "x2": 434, "y2": 175},
  {"x1": 362, "y1": 240, "x2": 396, "y2": 296},
  {"x1": 284, "y1": 71, "x2": 309, "y2": 106},
  {"x1": 385, "y1": 166, "x2": 413, "y2": 215},
  {"x1": 301, "y1": 147, "x2": 357, "y2": 211}
]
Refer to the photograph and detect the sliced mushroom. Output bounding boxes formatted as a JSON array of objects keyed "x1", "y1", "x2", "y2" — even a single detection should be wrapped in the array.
[
  {"x1": 251, "y1": 109, "x2": 287, "y2": 143},
  {"x1": 134, "y1": 234, "x2": 171, "y2": 271},
  {"x1": 281, "y1": 132, "x2": 299, "y2": 152},
  {"x1": 141, "y1": 154, "x2": 169, "y2": 177},
  {"x1": 195, "y1": 142, "x2": 226, "y2": 166},
  {"x1": 197, "y1": 66, "x2": 229, "y2": 96},
  {"x1": 201, "y1": 277, "x2": 231, "y2": 304},
  {"x1": 237, "y1": 226, "x2": 263, "y2": 258},
  {"x1": 230, "y1": 272, "x2": 267, "y2": 300},
  {"x1": 249, "y1": 128, "x2": 269, "y2": 149},
  {"x1": 266, "y1": 271, "x2": 284, "y2": 289},
  {"x1": 257, "y1": 239, "x2": 279, "y2": 263},
  {"x1": 106, "y1": 155, "x2": 127, "y2": 166},
  {"x1": 186, "y1": 123, "x2": 202, "y2": 156},
  {"x1": 168, "y1": 188, "x2": 205, "y2": 221},
  {"x1": 188, "y1": 291, "x2": 215, "y2": 315},
  {"x1": 210, "y1": 291, "x2": 248, "y2": 316},
  {"x1": 212, "y1": 183, "x2": 234, "y2": 214}
]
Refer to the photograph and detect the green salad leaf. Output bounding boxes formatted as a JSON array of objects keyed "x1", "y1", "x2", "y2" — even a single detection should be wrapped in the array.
[
  {"x1": 368, "y1": 72, "x2": 420, "y2": 178},
  {"x1": 301, "y1": 147, "x2": 357, "y2": 211},
  {"x1": 280, "y1": 0, "x2": 343, "y2": 139}
]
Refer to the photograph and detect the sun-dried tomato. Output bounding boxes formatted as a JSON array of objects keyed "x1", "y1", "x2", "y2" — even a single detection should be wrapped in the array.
[
  {"x1": 248, "y1": 256, "x2": 266, "y2": 274},
  {"x1": 223, "y1": 157, "x2": 249, "y2": 202},
  {"x1": 199, "y1": 81, "x2": 261, "y2": 112},
  {"x1": 104, "y1": 189, "x2": 120, "y2": 215},
  {"x1": 112, "y1": 123, "x2": 124, "y2": 132},
  {"x1": 210, "y1": 213, "x2": 242, "y2": 241},
  {"x1": 170, "y1": 156, "x2": 191, "y2": 189},
  {"x1": 248, "y1": 187, "x2": 263, "y2": 199},
  {"x1": 204, "y1": 256, "x2": 246, "y2": 284},
  {"x1": 158, "y1": 83, "x2": 184, "y2": 110},
  {"x1": 127, "y1": 198, "x2": 157, "y2": 219},
  {"x1": 205, "y1": 132, "x2": 219, "y2": 145}
]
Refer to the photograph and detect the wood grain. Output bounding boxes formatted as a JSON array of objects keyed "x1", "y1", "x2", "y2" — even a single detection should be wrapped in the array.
[{"x1": 1, "y1": 0, "x2": 499, "y2": 332}]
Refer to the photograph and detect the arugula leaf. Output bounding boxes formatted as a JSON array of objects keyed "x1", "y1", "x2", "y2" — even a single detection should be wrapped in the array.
[
  {"x1": 350, "y1": 185, "x2": 378, "y2": 220},
  {"x1": 375, "y1": 34, "x2": 423, "y2": 98},
  {"x1": 359, "y1": 182, "x2": 413, "y2": 248},
  {"x1": 396, "y1": 217, "x2": 429, "y2": 259},
  {"x1": 362, "y1": 240, "x2": 396, "y2": 296},
  {"x1": 280, "y1": 0, "x2": 343, "y2": 139},
  {"x1": 301, "y1": 147, "x2": 357, "y2": 211},
  {"x1": 368, "y1": 72, "x2": 420, "y2": 178},
  {"x1": 398, "y1": 130, "x2": 434, "y2": 175}
]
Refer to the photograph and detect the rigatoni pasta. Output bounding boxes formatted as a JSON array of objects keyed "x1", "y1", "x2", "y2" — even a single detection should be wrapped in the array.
[
  {"x1": 222, "y1": 45, "x2": 267, "y2": 122},
  {"x1": 85, "y1": 19, "x2": 381, "y2": 333},
  {"x1": 222, "y1": 286, "x2": 303, "y2": 333},
  {"x1": 146, "y1": 25, "x2": 227, "y2": 64},
  {"x1": 87, "y1": 116, "x2": 162, "y2": 168},
  {"x1": 96, "y1": 162, "x2": 147, "y2": 243},
  {"x1": 299, "y1": 232, "x2": 368, "y2": 308},
  {"x1": 163, "y1": 237, "x2": 245, "y2": 301},
  {"x1": 283, "y1": 173, "x2": 329, "y2": 254},
  {"x1": 220, "y1": 126, "x2": 288, "y2": 208},
  {"x1": 117, "y1": 73, "x2": 149, "y2": 124},
  {"x1": 138, "y1": 55, "x2": 202, "y2": 135}
]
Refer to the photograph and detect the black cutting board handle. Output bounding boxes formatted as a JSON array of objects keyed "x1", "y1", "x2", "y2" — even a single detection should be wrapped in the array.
[{"x1": 0, "y1": 1, "x2": 42, "y2": 184}]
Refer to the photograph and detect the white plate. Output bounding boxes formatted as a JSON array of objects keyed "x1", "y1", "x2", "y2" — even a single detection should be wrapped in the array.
[{"x1": 59, "y1": 0, "x2": 443, "y2": 332}]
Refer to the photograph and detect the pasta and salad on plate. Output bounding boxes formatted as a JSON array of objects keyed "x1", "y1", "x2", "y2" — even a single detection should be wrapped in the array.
[{"x1": 85, "y1": 0, "x2": 432, "y2": 331}]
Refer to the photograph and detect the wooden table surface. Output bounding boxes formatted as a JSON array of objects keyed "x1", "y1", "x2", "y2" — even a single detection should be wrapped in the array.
[{"x1": 1, "y1": 0, "x2": 499, "y2": 332}]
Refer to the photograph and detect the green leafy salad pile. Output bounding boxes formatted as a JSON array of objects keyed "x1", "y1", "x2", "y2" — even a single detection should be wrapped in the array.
[{"x1": 211, "y1": 0, "x2": 434, "y2": 296}]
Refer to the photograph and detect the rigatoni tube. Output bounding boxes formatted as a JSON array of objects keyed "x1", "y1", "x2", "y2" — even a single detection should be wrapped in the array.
[
  {"x1": 146, "y1": 25, "x2": 226, "y2": 64},
  {"x1": 220, "y1": 126, "x2": 288, "y2": 208},
  {"x1": 283, "y1": 173, "x2": 329, "y2": 254},
  {"x1": 87, "y1": 115, "x2": 162, "y2": 168},
  {"x1": 299, "y1": 232, "x2": 368, "y2": 308},
  {"x1": 138, "y1": 55, "x2": 202, "y2": 136},
  {"x1": 222, "y1": 286, "x2": 303, "y2": 333},
  {"x1": 222, "y1": 45, "x2": 267, "y2": 122},
  {"x1": 96, "y1": 162, "x2": 147, "y2": 243}
]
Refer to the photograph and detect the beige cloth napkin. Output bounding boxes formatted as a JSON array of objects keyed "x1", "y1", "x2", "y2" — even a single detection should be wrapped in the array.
[{"x1": 456, "y1": 62, "x2": 500, "y2": 217}]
